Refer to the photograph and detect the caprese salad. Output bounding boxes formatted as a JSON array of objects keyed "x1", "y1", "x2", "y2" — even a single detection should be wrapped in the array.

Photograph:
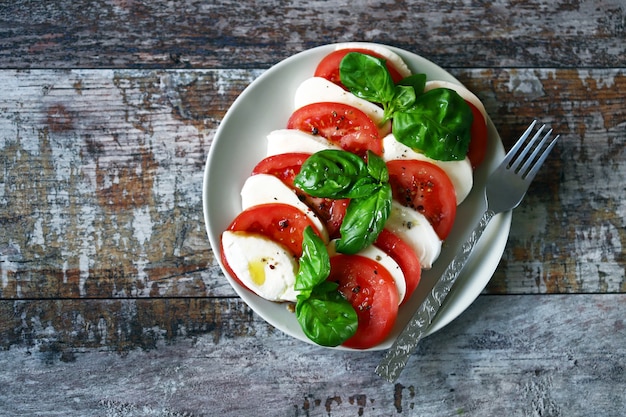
[{"x1": 219, "y1": 43, "x2": 488, "y2": 349}]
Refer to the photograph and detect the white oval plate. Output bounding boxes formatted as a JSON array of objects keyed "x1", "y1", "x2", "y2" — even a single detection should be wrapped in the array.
[{"x1": 203, "y1": 43, "x2": 512, "y2": 350}]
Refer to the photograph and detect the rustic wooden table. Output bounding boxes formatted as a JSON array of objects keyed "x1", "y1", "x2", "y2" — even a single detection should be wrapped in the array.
[{"x1": 1, "y1": 1, "x2": 625, "y2": 416}]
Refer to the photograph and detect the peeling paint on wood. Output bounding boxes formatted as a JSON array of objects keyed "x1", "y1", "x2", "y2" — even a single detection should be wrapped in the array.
[
  {"x1": 1, "y1": 69, "x2": 624, "y2": 299},
  {"x1": 0, "y1": 298, "x2": 260, "y2": 353},
  {"x1": 0, "y1": 295, "x2": 624, "y2": 416},
  {"x1": 458, "y1": 69, "x2": 626, "y2": 294},
  {"x1": 0, "y1": 0, "x2": 624, "y2": 69},
  {"x1": 0, "y1": 70, "x2": 261, "y2": 299},
  {"x1": 0, "y1": 1, "x2": 625, "y2": 415}
]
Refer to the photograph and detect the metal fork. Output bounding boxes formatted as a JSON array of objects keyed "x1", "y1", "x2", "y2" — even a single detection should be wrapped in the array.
[{"x1": 375, "y1": 120, "x2": 560, "y2": 383}]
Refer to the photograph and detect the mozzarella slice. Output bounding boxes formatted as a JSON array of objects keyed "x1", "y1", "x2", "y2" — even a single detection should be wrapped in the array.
[
  {"x1": 240, "y1": 174, "x2": 329, "y2": 242},
  {"x1": 384, "y1": 201, "x2": 441, "y2": 269},
  {"x1": 424, "y1": 80, "x2": 487, "y2": 123},
  {"x1": 294, "y1": 77, "x2": 392, "y2": 137},
  {"x1": 266, "y1": 129, "x2": 339, "y2": 156},
  {"x1": 327, "y1": 240, "x2": 406, "y2": 305},
  {"x1": 382, "y1": 134, "x2": 473, "y2": 205},
  {"x1": 222, "y1": 231, "x2": 299, "y2": 302},
  {"x1": 334, "y1": 42, "x2": 412, "y2": 79}
]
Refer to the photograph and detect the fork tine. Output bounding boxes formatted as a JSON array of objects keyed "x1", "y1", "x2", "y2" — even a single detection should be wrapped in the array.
[
  {"x1": 522, "y1": 134, "x2": 560, "y2": 183},
  {"x1": 518, "y1": 128, "x2": 553, "y2": 177},
  {"x1": 501, "y1": 120, "x2": 537, "y2": 167},
  {"x1": 509, "y1": 123, "x2": 546, "y2": 172}
]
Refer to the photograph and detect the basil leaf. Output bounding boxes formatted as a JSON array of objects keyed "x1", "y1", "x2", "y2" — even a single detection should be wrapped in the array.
[
  {"x1": 294, "y1": 227, "x2": 330, "y2": 294},
  {"x1": 339, "y1": 52, "x2": 395, "y2": 105},
  {"x1": 294, "y1": 149, "x2": 368, "y2": 198},
  {"x1": 381, "y1": 85, "x2": 416, "y2": 121},
  {"x1": 336, "y1": 183, "x2": 392, "y2": 254},
  {"x1": 341, "y1": 176, "x2": 378, "y2": 199},
  {"x1": 392, "y1": 88, "x2": 473, "y2": 161},
  {"x1": 397, "y1": 73, "x2": 427, "y2": 95},
  {"x1": 294, "y1": 228, "x2": 357, "y2": 347},
  {"x1": 295, "y1": 288, "x2": 358, "y2": 347},
  {"x1": 311, "y1": 280, "x2": 340, "y2": 295},
  {"x1": 366, "y1": 151, "x2": 389, "y2": 183}
]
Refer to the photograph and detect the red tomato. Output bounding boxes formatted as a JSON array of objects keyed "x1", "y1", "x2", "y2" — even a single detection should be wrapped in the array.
[
  {"x1": 251, "y1": 152, "x2": 310, "y2": 183},
  {"x1": 314, "y1": 48, "x2": 405, "y2": 89},
  {"x1": 466, "y1": 101, "x2": 488, "y2": 169},
  {"x1": 308, "y1": 197, "x2": 348, "y2": 240},
  {"x1": 374, "y1": 229, "x2": 421, "y2": 303},
  {"x1": 251, "y1": 153, "x2": 348, "y2": 239},
  {"x1": 287, "y1": 102, "x2": 382, "y2": 157},
  {"x1": 225, "y1": 203, "x2": 320, "y2": 257},
  {"x1": 387, "y1": 160, "x2": 457, "y2": 240},
  {"x1": 328, "y1": 254, "x2": 399, "y2": 349}
]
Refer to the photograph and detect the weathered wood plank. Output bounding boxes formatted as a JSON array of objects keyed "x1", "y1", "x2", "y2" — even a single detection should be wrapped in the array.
[
  {"x1": 0, "y1": 298, "x2": 256, "y2": 353},
  {"x1": 0, "y1": 295, "x2": 624, "y2": 416},
  {"x1": 463, "y1": 68, "x2": 626, "y2": 294},
  {"x1": 0, "y1": 68, "x2": 624, "y2": 298},
  {"x1": 0, "y1": 0, "x2": 624, "y2": 69},
  {"x1": 0, "y1": 69, "x2": 251, "y2": 299},
  {"x1": 0, "y1": 3, "x2": 622, "y2": 414}
]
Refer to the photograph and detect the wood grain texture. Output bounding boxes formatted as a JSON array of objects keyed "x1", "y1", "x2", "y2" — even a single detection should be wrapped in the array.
[
  {"x1": 0, "y1": 0, "x2": 624, "y2": 69},
  {"x1": 1, "y1": 68, "x2": 624, "y2": 299},
  {"x1": 1, "y1": 295, "x2": 624, "y2": 416},
  {"x1": 0, "y1": 1, "x2": 625, "y2": 415}
]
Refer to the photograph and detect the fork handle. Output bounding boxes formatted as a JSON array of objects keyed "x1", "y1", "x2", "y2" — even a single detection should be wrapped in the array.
[{"x1": 375, "y1": 209, "x2": 496, "y2": 383}]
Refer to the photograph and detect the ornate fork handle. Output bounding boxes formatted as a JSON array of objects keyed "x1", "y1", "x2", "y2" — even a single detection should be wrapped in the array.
[{"x1": 375, "y1": 209, "x2": 496, "y2": 383}]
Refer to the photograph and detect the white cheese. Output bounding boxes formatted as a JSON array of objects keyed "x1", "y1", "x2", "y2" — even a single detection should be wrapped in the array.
[
  {"x1": 384, "y1": 201, "x2": 442, "y2": 269},
  {"x1": 382, "y1": 133, "x2": 473, "y2": 205},
  {"x1": 221, "y1": 231, "x2": 299, "y2": 302},
  {"x1": 266, "y1": 129, "x2": 339, "y2": 157},
  {"x1": 240, "y1": 173, "x2": 329, "y2": 242}
]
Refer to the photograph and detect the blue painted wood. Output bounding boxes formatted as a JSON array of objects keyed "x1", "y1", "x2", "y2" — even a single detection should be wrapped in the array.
[{"x1": 1, "y1": 295, "x2": 624, "y2": 416}]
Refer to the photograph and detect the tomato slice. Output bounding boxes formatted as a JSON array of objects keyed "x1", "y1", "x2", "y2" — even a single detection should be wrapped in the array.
[
  {"x1": 466, "y1": 101, "x2": 488, "y2": 169},
  {"x1": 387, "y1": 160, "x2": 457, "y2": 240},
  {"x1": 374, "y1": 229, "x2": 421, "y2": 303},
  {"x1": 328, "y1": 254, "x2": 399, "y2": 349},
  {"x1": 287, "y1": 102, "x2": 382, "y2": 157},
  {"x1": 225, "y1": 203, "x2": 320, "y2": 257},
  {"x1": 309, "y1": 197, "x2": 348, "y2": 240},
  {"x1": 251, "y1": 153, "x2": 348, "y2": 239},
  {"x1": 314, "y1": 48, "x2": 405, "y2": 89},
  {"x1": 251, "y1": 152, "x2": 310, "y2": 183}
]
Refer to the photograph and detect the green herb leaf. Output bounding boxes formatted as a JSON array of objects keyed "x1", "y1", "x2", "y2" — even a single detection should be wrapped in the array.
[
  {"x1": 339, "y1": 52, "x2": 395, "y2": 104},
  {"x1": 339, "y1": 52, "x2": 425, "y2": 123},
  {"x1": 366, "y1": 151, "x2": 389, "y2": 183},
  {"x1": 335, "y1": 183, "x2": 392, "y2": 254},
  {"x1": 385, "y1": 84, "x2": 417, "y2": 118},
  {"x1": 294, "y1": 227, "x2": 330, "y2": 294},
  {"x1": 392, "y1": 88, "x2": 474, "y2": 161},
  {"x1": 295, "y1": 288, "x2": 358, "y2": 347},
  {"x1": 294, "y1": 228, "x2": 357, "y2": 347},
  {"x1": 338, "y1": 51, "x2": 474, "y2": 162},
  {"x1": 344, "y1": 176, "x2": 380, "y2": 199},
  {"x1": 397, "y1": 73, "x2": 427, "y2": 95},
  {"x1": 294, "y1": 149, "x2": 368, "y2": 198},
  {"x1": 295, "y1": 150, "x2": 392, "y2": 255}
]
